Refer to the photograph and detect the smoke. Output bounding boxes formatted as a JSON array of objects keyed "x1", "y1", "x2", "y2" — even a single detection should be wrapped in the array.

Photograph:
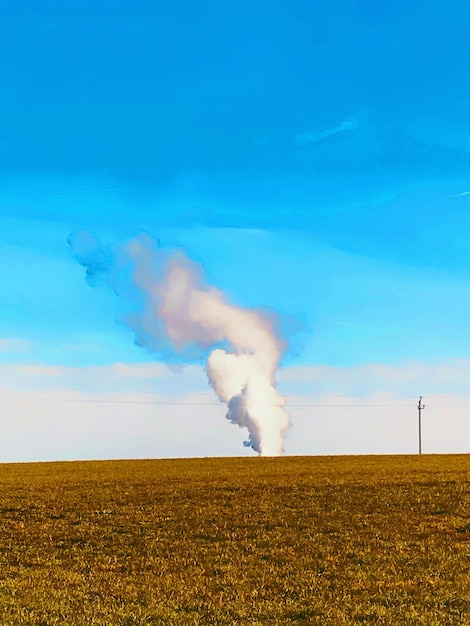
[{"x1": 68, "y1": 231, "x2": 291, "y2": 455}]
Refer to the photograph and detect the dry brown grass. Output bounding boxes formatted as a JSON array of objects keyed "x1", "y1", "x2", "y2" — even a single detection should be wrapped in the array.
[{"x1": 0, "y1": 454, "x2": 469, "y2": 624}]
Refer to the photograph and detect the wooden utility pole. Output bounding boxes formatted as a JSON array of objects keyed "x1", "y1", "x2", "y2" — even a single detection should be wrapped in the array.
[{"x1": 417, "y1": 396, "x2": 425, "y2": 454}]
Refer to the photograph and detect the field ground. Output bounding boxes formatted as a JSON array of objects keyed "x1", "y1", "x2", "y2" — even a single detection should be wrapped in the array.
[{"x1": 0, "y1": 454, "x2": 469, "y2": 625}]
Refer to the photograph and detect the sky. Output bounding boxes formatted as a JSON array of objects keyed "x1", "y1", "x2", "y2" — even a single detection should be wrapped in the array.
[{"x1": 1, "y1": 0, "x2": 470, "y2": 461}]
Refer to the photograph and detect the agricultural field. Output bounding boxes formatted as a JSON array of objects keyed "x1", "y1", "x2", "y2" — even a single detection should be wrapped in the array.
[{"x1": 0, "y1": 455, "x2": 469, "y2": 625}]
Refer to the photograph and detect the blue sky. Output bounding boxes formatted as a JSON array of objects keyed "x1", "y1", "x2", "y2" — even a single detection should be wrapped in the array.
[{"x1": 1, "y1": 0, "x2": 470, "y2": 459}]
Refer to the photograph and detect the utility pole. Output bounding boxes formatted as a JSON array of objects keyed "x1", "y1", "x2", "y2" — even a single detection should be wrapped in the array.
[{"x1": 417, "y1": 396, "x2": 425, "y2": 454}]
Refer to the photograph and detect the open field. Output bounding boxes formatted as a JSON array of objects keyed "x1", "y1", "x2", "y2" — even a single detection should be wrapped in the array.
[{"x1": 0, "y1": 455, "x2": 469, "y2": 625}]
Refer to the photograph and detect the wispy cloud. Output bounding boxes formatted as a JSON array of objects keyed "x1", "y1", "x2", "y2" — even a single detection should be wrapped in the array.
[
  {"x1": 277, "y1": 359, "x2": 470, "y2": 397},
  {"x1": 3, "y1": 358, "x2": 470, "y2": 398},
  {"x1": 295, "y1": 117, "x2": 359, "y2": 146},
  {"x1": 0, "y1": 338, "x2": 32, "y2": 353},
  {"x1": 0, "y1": 361, "x2": 208, "y2": 394},
  {"x1": 62, "y1": 343, "x2": 105, "y2": 354}
]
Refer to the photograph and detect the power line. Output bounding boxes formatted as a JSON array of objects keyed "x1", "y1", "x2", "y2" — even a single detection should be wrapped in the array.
[
  {"x1": 0, "y1": 394, "x2": 418, "y2": 407},
  {"x1": 0, "y1": 388, "x2": 427, "y2": 399},
  {"x1": 0, "y1": 391, "x2": 467, "y2": 408}
]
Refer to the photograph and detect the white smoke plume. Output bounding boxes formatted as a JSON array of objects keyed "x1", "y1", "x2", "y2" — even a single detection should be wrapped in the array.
[{"x1": 68, "y1": 231, "x2": 291, "y2": 455}]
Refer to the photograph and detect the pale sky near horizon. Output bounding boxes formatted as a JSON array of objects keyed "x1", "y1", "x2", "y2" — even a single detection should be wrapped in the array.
[{"x1": 1, "y1": 0, "x2": 470, "y2": 461}]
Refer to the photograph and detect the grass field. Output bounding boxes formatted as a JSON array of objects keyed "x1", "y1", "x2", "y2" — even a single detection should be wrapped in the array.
[{"x1": 0, "y1": 455, "x2": 469, "y2": 625}]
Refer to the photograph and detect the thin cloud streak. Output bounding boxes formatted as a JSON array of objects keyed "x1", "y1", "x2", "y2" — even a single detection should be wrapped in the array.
[
  {"x1": 3, "y1": 358, "x2": 470, "y2": 396},
  {"x1": 295, "y1": 117, "x2": 359, "y2": 145},
  {"x1": 0, "y1": 338, "x2": 32, "y2": 353},
  {"x1": 277, "y1": 359, "x2": 470, "y2": 397}
]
